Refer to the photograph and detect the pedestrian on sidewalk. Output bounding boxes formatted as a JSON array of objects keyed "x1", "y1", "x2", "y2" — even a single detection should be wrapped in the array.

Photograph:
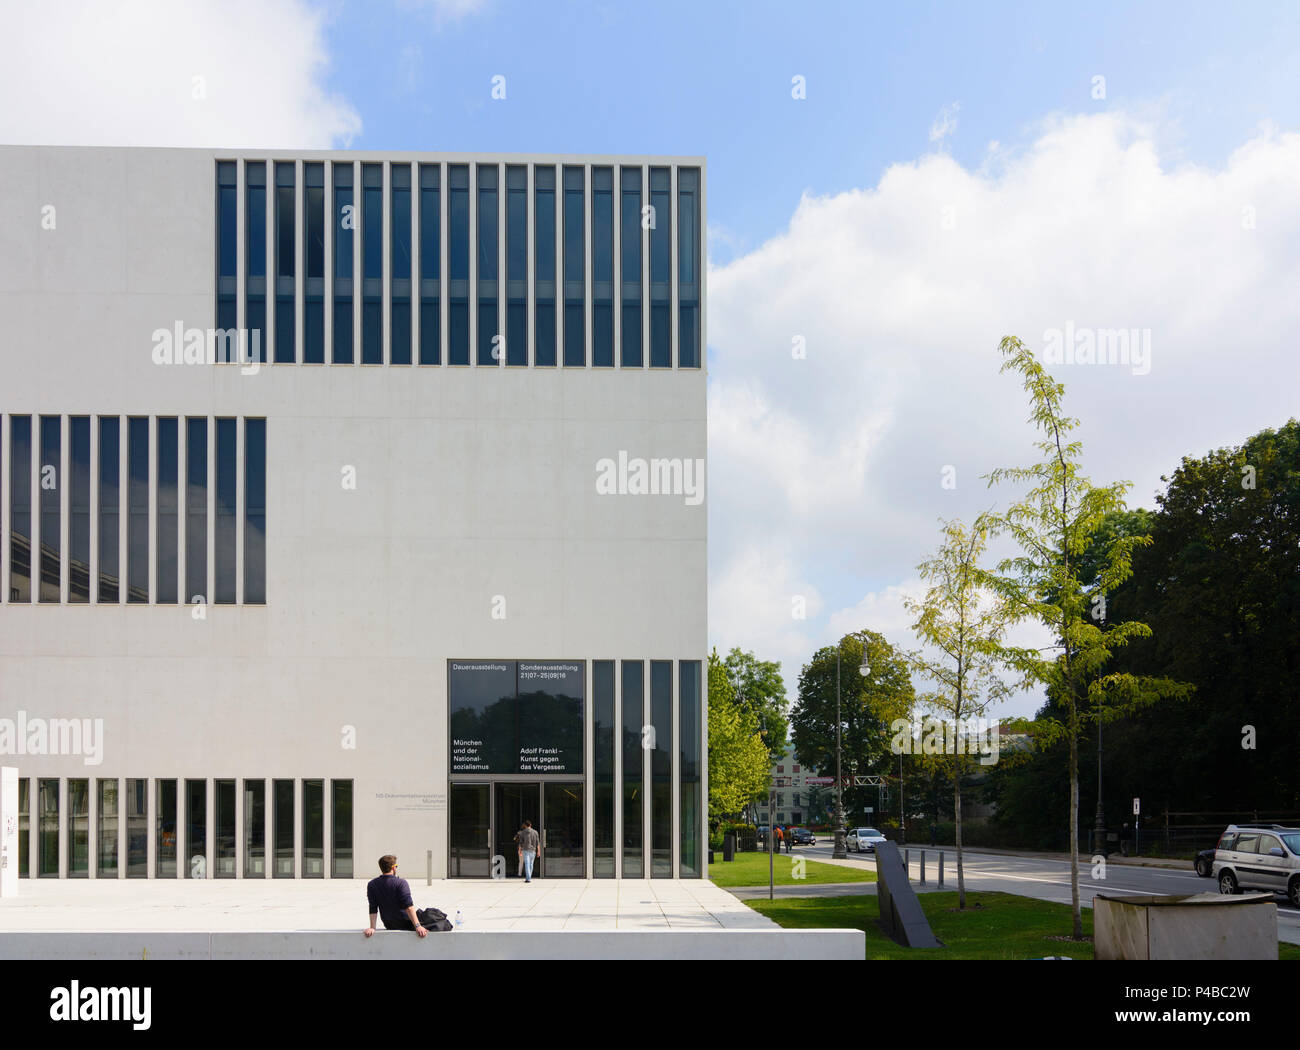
[
  {"x1": 1120, "y1": 822, "x2": 1132, "y2": 857},
  {"x1": 515, "y1": 819, "x2": 540, "y2": 882}
]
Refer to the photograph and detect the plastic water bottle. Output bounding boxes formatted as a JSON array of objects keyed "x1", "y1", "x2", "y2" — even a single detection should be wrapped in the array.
[{"x1": 455, "y1": 909, "x2": 463, "y2": 929}]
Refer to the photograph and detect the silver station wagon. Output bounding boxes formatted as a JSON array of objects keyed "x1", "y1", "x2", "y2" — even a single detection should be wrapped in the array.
[{"x1": 1213, "y1": 824, "x2": 1300, "y2": 907}]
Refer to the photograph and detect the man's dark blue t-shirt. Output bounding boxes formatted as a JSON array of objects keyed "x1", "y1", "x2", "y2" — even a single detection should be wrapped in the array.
[{"x1": 367, "y1": 873, "x2": 415, "y2": 930}]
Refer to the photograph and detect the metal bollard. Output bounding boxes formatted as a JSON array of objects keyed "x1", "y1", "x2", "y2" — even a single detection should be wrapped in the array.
[
  {"x1": 939, "y1": 850, "x2": 945, "y2": 887},
  {"x1": 920, "y1": 849, "x2": 926, "y2": 884},
  {"x1": 427, "y1": 849, "x2": 433, "y2": 886}
]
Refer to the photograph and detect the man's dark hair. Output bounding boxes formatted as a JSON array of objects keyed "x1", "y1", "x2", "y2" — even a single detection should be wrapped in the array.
[
  {"x1": 523, "y1": 820, "x2": 532, "y2": 828},
  {"x1": 379, "y1": 854, "x2": 397, "y2": 873}
]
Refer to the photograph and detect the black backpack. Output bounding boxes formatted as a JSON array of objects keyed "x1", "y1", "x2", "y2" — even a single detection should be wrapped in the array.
[{"x1": 417, "y1": 907, "x2": 454, "y2": 932}]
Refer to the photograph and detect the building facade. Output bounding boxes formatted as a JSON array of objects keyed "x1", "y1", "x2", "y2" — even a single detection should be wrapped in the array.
[{"x1": 0, "y1": 146, "x2": 707, "y2": 880}]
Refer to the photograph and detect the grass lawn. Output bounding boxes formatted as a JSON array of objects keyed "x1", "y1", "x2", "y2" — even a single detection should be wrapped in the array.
[
  {"x1": 706, "y1": 850, "x2": 876, "y2": 888},
  {"x1": 747, "y1": 891, "x2": 1300, "y2": 961}
]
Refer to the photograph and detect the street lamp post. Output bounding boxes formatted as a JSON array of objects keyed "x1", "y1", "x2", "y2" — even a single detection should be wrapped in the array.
[{"x1": 833, "y1": 647, "x2": 846, "y2": 858}]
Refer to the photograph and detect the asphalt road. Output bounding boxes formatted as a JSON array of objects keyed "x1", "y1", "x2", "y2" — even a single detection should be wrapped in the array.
[{"x1": 789, "y1": 840, "x2": 1300, "y2": 944}]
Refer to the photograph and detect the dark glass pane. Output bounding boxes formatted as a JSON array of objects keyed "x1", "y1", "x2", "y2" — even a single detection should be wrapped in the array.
[
  {"x1": 156, "y1": 417, "x2": 178, "y2": 604},
  {"x1": 477, "y1": 163, "x2": 498, "y2": 281},
  {"x1": 677, "y1": 168, "x2": 701, "y2": 367},
  {"x1": 593, "y1": 660, "x2": 615, "y2": 878},
  {"x1": 392, "y1": 164, "x2": 411, "y2": 279},
  {"x1": 621, "y1": 661, "x2": 644, "y2": 878},
  {"x1": 535, "y1": 302, "x2": 555, "y2": 367},
  {"x1": 303, "y1": 779, "x2": 324, "y2": 878},
  {"x1": 215, "y1": 779, "x2": 236, "y2": 878},
  {"x1": 156, "y1": 779, "x2": 177, "y2": 878},
  {"x1": 449, "y1": 301, "x2": 469, "y2": 365},
  {"x1": 97, "y1": 779, "x2": 118, "y2": 877},
  {"x1": 507, "y1": 301, "x2": 527, "y2": 366},
  {"x1": 214, "y1": 418, "x2": 236, "y2": 604},
  {"x1": 333, "y1": 163, "x2": 354, "y2": 364},
  {"x1": 542, "y1": 782, "x2": 584, "y2": 878},
  {"x1": 621, "y1": 303, "x2": 642, "y2": 368},
  {"x1": 9, "y1": 416, "x2": 31, "y2": 602},
  {"x1": 563, "y1": 166, "x2": 584, "y2": 366},
  {"x1": 650, "y1": 168, "x2": 672, "y2": 367},
  {"x1": 593, "y1": 167, "x2": 613, "y2": 367},
  {"x1": 419, "y1": 170, "x2": 441, "y2": 366},
  {"x1": 69, "y1": 416, "x2": 90, "y2": 602},
  {"x1": 333, "y1": 298, "x2": 353, "y2": 364},
  {"x1": 127, "y1": 417, "x2": 148, "y2": 603},
  {"x1": 419, "y1": 298, "x2": 439, "y2": 365},
  {"x1": 38, "y1": 779, "x2": 59, "y2": 877},
  {"x1": 679, "y1": 660, "x2": 702, "y2": 877},
  {"x1": 564, "y1": 302, "x2": 584, "y2": 367},
  {"x1": 244, "y1": 780, "x2": 266, "y2": 877},
  {"x1": 391, "y1": 296, "x2": 411, "y2": 365},
  {"x1": 449, "y1": 783, "x2": 490, "y2": 878},
  {"x1": 620, "y1": 166, "x2": 642, "y2": 283},
  {"x1": 246, "y1": 163, "x2": 267, "y2": 359},
  {"x1": 273, "y1": 780, "x2": 294, "y2": 877},
  {"x1": 244, "y1": 418, "x2": 266, "y2": 605},
  {"x1": 126, "y1": 778, "x2": 147, "y2": 877},
  {"x1": 362, "y1": 298, "x2": 381, "y2": 364},
  {"x1": 68, "y1": 779, "x2": 89, "y2": 877},
  {"x1": 305, "y1": 163, "x2": 325, "y2": 279},
  {"x1": 534, "y1": 165, "x2": 556, "y2": 366},
  {"x1": 185, "y1": 779, "x2": 206, "y2": 878},
  {"x1": 18, "y1": 779, "x2": 28, "y2": 877},
  {"x1": 650, "y1": 661, "x2": 673, "y2": 877},
  {"x1": 363, "y1": 164, "x2": 382, "y2": 279},
  {"x1": 217, "y1": 161, "x2": 237, "y2": 277},
  {"x1": 97, "y1": 416, "x2": 119, "y2": 602},
  {"x1": 331, "y1": 780, "x2": 353, "y2": 877},
  {"x1": 506, "y1": 165, "x2": 526, "y2": 280},
  {"x1": 185, "y1": 418, "x2": 207, "y2": 604},
  {"x1": 651, "y1": 303, "x2": 671, "y2": 369},
  {"x1": 39, "y1": 415, "x2": 60, "y2": 602},
  {"x1": 478, "y1": 299, "x2": 498, "y2": 365},
  {"x1": 449, "y1": 165, "x2": 469, "y2": 280},
  {"x1": 276, "y1": 164, "x2": 294, "y2": 277},
  {"x1": 275, "y1": 295, "x2": 295, "y2": 364},
  {"x1": 593, "y1": 305, "x2": 613, "y2": 368},
  {"x1": 305, "y1": 297, "x2": 324, "y2": 363}
]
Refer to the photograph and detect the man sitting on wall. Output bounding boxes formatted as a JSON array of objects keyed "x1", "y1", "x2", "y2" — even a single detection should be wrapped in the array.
[{"x1": 363, "y1": 855, "x2": 450, "y2": 936}]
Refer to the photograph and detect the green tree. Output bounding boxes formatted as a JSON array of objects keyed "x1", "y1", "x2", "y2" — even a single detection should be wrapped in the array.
[
  {"x1": 903, "y1": 515, "x2": 1015, "y2": 907},
  {"x1": 721, "y1": 648, "x2": 789, "y2": 763},
  {"x1": 983, "y1": 335, "x2": 1190, "y2": 939},
  {"x1": 707, "y1": 649, "x2": 770, "y2": 824}
]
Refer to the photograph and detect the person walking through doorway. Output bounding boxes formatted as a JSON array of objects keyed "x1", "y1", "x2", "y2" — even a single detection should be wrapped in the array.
[{"x1": 514, "y1": 819, "x2": 540, "y2": 882}]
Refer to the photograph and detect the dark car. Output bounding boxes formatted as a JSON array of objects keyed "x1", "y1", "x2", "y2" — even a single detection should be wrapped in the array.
[
  {"x1": 1194, "y1": 848, "x2": 1214, "y2": 877},
  {"x1": 790, "y1": 827, "x2": 816, "y2": 845}
]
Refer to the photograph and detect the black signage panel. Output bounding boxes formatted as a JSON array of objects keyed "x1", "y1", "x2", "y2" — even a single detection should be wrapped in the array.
[{"x1": 516, "y1": 661, "x2": 583, "y2": 774}]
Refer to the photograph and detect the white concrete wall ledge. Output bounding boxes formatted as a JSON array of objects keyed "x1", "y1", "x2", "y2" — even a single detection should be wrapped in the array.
[{"x1": 0, "y1": 930, "x2": 862, "y2": 961}]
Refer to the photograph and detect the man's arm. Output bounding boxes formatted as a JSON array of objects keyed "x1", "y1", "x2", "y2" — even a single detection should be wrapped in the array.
[
  {"x1": 365, "y1": 910, "x2": 379, "y2": 937},
  {"x1": 406, "y1": 905, "x2": 428, "y2": 937}
]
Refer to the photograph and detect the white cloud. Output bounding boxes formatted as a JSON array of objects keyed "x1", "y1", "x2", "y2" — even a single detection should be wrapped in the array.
[
  {"x1": 0, "y1": 0, "x2": 360, "y2": 148},
  {"x1": 930, "y1": 101, "x2": 961, "y2": 143},
  {"x1": 708, "y1": 112, "x2": 1300, "y2": 718}
]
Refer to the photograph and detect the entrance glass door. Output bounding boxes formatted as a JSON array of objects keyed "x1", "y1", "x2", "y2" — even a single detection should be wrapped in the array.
[
  {"x1": 449, "y1": 783, "x2": 491, "y2": 877},
  {"x1": 541, "y1": 782, "x2": 584, "y2": 878},
  {"x1": 494, "y1": 783, "x2": 541, "y2": 879}
]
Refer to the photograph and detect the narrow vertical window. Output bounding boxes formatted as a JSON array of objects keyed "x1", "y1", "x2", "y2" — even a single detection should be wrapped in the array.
[
  {"x1": 505, "y1": 165, "x2": 528, "y2": 365},
  {"x1": 244, "y1": 779, "x2": 266, "y2": 877},
  {"x1": 304, "y1": 162, "x2": 325, "y2": 363},
  {"x1": 214, "y1": 418, "x2": 236, "y2": 604},
  {"x1": 620, "y1": 168, "x2": 643, "y2": 367},
  {"x1": 18, "y1": 779, "x2": 29, "y2": 877},
  {"x1": 331, "y1": 780, "x2": 353, "y2": 877},
  {"x1": 185, "y1": 779, "x2": 206, "y2": 878},
  {"x1": 244, "y1": 418, "x2": 266, "y2": 604},
  {"x1": 332, "y1": 163, "x2": 354, "y2": 364},
  {"x1": 448, "y1": 164, "x2": 470, "y2": 364},
  {"x1": 650, "y1": 660, "x2": 673, "y2": 877},
  {"x1": 38, "y1": 778, "x2": 59, "y2": 877},
  {"x1": 156, "y1": 779, "x2": 177, "y2": 878},
  {"x1": 677, "y1": 168, "x2": 701, "y2": 368},
  {"x1": 69, "y1": 416, "x2": 90, "y2": 602},
  {"x1": 563, "y1": 165, "x2": 585, "y2": 366},
  {"x1": 303, "y1": 779, "x2": 324, "y2": 877},
  {"x1": 391, "y1": 164, "x2": 412, "y2": 365},
  {"x1": 245, "y1": 161, "x2": 267, "y2": 364},
  {"x1": 97, "y1": 778, "x2": 118, "y2": 878},
  {"x1": 156, "y1": 417, "x2": 178, "y2": 604},
  {"x1": 215, "y1": 779, "x2": 236, "y2": 877},
  {"x1": 38, "y1": 415, "x2": 60, "y2": 602},
  {"x1": 678, "y1": 660, "x2": 702, "y2": 877},
  {"x1": 418, "y1": 164, "x2": 441, "y2": 364},
  {"x1": 361, "y1": 163, "x2": 383, "y2": 364},
  {"x1": 273, "y1": 779, "x2": 294, "y2": 877},
  {"x1": 9, "y1": 415, "x2": 31, "y2": 603},
  {"x1": 592, "y1": 167, "x2": 614, "y2": 367},
  {"x1": 68, "y1": 779, "x2": 89, "y2": 877},
  {"x1": 185, "y1": 418, "x2": 207, "y2": 604},
  {"x1": 97, "y1": 416, "x2": 120, "y2": 603},
  {"x1": 621, "y1": 660, "x2": 644, "y2": 878},
  {"x1": 649, "y1": 167, "x2": 672, "y2": 367},
  {"x1": 126, "y1": 416, "x2": 148, "y2": 603},
  {"x1": 274, "y1": 161, "x2": 296, "y2": 363},
  {"x1": 534, "y1": 165, "x2": 556, "y2": 366},
  {"x1": 476, "y1": 164, "x2": 499, "y2": 365},
  {"x1": 593, "y1": 660, "x2": 615, "y2": 877},
  {"x1": 126, "y1": 778, "x2": 147, "y2": 877},
  {"x1": 216, "y1": 161, "x2": 237, "y2": 344}
]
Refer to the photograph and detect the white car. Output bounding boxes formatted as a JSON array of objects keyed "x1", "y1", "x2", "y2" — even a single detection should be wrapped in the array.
[{"x1": 847, "y1": 827, "x2": 888, "y2": 853}]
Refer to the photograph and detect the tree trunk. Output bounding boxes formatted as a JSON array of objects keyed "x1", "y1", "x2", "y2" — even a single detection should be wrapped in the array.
[
  {"x1": 1068, "y1": 695, "x2": 1082, "y2": 940},
  {"x1": 955, "y1": 765, "x2": 965, "y2": 908}
]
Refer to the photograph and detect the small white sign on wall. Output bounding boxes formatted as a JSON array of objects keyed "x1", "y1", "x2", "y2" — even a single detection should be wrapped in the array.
[{"x1": 0, "y1": 767, "x2": 18, "y2": 897}]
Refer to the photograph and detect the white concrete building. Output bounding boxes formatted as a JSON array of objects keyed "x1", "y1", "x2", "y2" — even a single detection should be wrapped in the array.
[{"x1": 0, "y1": 146, "x2": 707, "y2": 882}]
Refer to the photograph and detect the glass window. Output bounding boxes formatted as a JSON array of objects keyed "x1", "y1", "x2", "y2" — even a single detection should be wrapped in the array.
[
  {"x1": 332, "y1": 162, "x2": 354, "y2": 364},
  {"x1": 303, "y1": 779, "x2": 324, "y2": 878},
  {"x1": 391, "y1": 163, "x2": 412, "y2": 365},
  {"x1": 9, "y1": 415, "x2": 31, "y2": 603},
  {"x1": 216, "y1": 161, "x2": 237, "y2": 341},
  {"x1": 649, "y1": 167, "x2": 672, "y2": 368},
  {"x1": 650, "y1": 661, "x2": 673, "y2": 877},
  {"x1": 185, "y1": 779, "x2": 206, "y2": 878},
  {"x1": 185, "y1": 418, "x2": 207, "y2": 604},
  {"x1": 592, "y1": 167, "x2": 614, "y2": 367},
  {"x1": 594, "y1": 660, "x2": 615, "y2": 877},
  {"x1": 304, "y1": 162, "x2": 325, "y2": 363},
  {"x1": 126, "y1": 778, "x2": 147, "y2": 877},
  {"x1": 621, "y1": 660, "x2": 644, "y2": 878},
  {"x1": 677, "y1": 168, "x2": 701, "y2": 367},
  {"x1": 275, "y1": 161, "x2": 295, "y2": 364},
  {"x1": 214, "y1": 779, "x2": 235, "y2": 878},
  {"x1": 38, "y1": 778, "x2": 59, "y2": 877},
  {"x1": 97, "y1": 417, "x2": 120, "y2": 602},
  {"x1": 448, "y1": 164, "x2": 469, "y2": 365},
  {"x1": 214, "y1": 418, "x2": 236, "y2": 604},
  {"x1": 505, "y1": 165, "x2": 528, "y2": 366},
  {"x1": 679, "y1": 660, "x2": 702, "y2": 877},
  {"x1": 39, "y1": 415, "x2": 60, "y2": 602},
  {"x1": 331, "y1": 780, "x2": 353, "y2": 878},
  {"x1": 563, "y1": 166, "x2": 585, "y2": 367},
  {"x1": 477, "y1": 164, "x2": 499, "y2": 365},
  {"x1": 361, "y1": 163, "x2": 383, "y2": 364},
  {"x1": 18, "y1": 778, "x2": 29, "y2": 877},
  {"x1": 156, "y1": 417, "x2": 178, "y2": 604},
  {"x1": 244, "y1": 779, "x2": 266, "y2": 878},
  {"x1": 67, "y1": 779, "x2": 89, "y2": 877},
  {"x1": 534, "y1": 165, "x2": 556, "y2": 366},
  {"x1": 245, "y1": 161, "x2": 267, "y2": 364},
  {"x1": 69, "y1": 416, "x2": 90, "y2": 602},
  {"x1": 127, "y1": 417, "x2": 148, "y2": 603},
  {"x1": 97, "y1": 778, "x2": 118, "y2": 878},
  {"x1": 620, "y1": 167, "x2": 643, "y2": 367},
  {"x1": 274, "y1": 779, "x2": 294, "y2": 877},
  {"x1": 156, "y1": 779, "x2": 177, "y2": 878},
  {"x1": 244, "y1": 418, "x2": 266, "y2": 605},
  {"x1": 418, "y1": 164, "x2": 441, "y2": 365}
]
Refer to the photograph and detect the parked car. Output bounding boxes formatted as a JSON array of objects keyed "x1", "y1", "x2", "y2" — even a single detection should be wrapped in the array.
[
  {"x1": 1213, "y1": 824, "x2": 1300, "y2": 907},
  {"x1": 846, "y1": 827, "x2": 888, "y2": 853},
  {"x1": 790, "y1": 827, "x2": 816, "y2": 845}
]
